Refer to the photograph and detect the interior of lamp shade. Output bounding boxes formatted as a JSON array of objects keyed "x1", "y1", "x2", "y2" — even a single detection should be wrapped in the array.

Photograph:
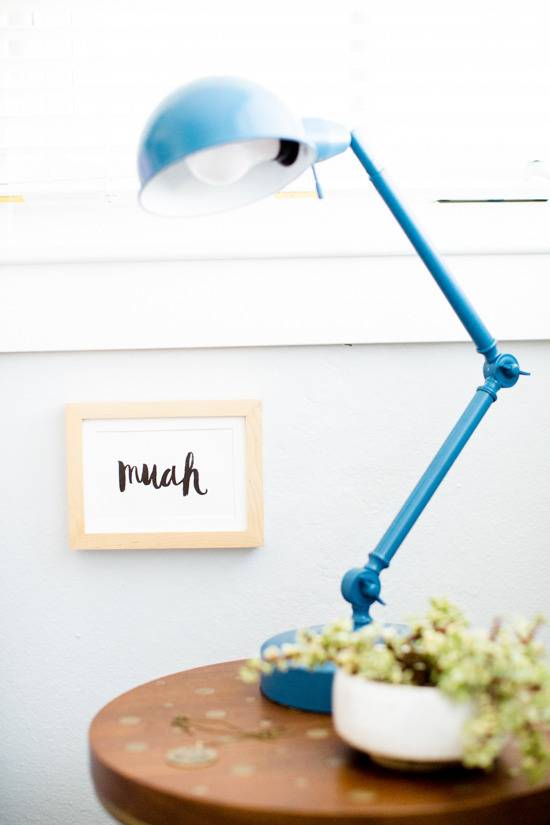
[{"x1": 139, "y1": 140, "x2": 315, "y2": 217}]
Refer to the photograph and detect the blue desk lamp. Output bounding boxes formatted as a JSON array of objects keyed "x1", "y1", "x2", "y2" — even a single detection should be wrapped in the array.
[{"x1": 138, "y1": 77, "x2": 529, "y2": 713}]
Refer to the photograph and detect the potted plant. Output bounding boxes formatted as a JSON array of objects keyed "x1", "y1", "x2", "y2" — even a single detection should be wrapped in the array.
[{"x1": 241, "y1": 598, "x2": 550, "y2": 781}]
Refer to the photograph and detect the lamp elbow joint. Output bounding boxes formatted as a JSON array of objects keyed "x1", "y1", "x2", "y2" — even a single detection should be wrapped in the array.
[{"x1": 482, "y1": 353, "x2": 530, "y2": 391}]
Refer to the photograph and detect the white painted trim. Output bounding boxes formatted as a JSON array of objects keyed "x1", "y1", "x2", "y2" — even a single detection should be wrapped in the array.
[{"x1": 1, "y1": 253, "x2": 548, "y2": 354}]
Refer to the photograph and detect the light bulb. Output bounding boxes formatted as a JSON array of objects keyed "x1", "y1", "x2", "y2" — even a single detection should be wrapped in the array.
[{"x1": 186, "y1": 139, "x2": 280, "y2": 186}]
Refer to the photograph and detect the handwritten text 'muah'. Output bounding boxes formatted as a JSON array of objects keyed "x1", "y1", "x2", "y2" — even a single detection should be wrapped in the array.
[{"x1": 117, "y1": 452, "x2": 208, "y2": 497}]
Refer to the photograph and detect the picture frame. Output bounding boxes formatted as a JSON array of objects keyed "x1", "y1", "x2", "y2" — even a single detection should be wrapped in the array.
[{"x1": 66, "y1": 400, "x2": 263, "y2": 550}]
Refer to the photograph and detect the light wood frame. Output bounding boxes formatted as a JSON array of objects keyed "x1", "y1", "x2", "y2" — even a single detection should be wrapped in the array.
[{"x1": 66, "y1": 400, "x2": 263, "y2": 550}]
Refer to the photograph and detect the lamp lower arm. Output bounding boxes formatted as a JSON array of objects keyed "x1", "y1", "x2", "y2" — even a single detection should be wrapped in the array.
[{"x1": 342, "y1": 354, "x2": 528, "y2": 628}]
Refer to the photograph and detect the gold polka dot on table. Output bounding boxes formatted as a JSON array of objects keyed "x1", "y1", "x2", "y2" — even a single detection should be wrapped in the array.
[
  {"x1": 156, "y1": 679, "x2": 167, "y2": 686},
  {"x1": 230, "y1": 763, "x2": 256, "y2": 777},
  {"x1": 294, "y1": 776, "x2": 309, "y2": 788},
  {"x1": 348, "y1": 788, "x2": 377, "y2": 803},
  {"x1": 194, "y1": 687, "x2": 215, "y2": 696},
  {"x1": 165, "y1": 745, "x2": 219, "y2": 769},
  {"x1": 163, "y1": 701, "x2": 174, "y2": 709},
  {"x1": 118, "y1": 715, "x2": 141, "y2": 726},
  {"x1": 244, "y1": 696, "x2": 256, "y2": 703},
  {"x1": 125, "y1": 742, "x2": 148, "y2": 753},
  {"x1": 191, "y1": 785, "x2": 209, "y2": 797},
  {"x1": 326, "y1": 755, "x2": 344, "y2": 768},
  {"x1": 259, "y1": 719, "x2": 272, "y2": 728},
  {"x1": 306, "y1": 727, "x2": 329, "y2": 739},
  {"x1": 205, "y1": 709, "x2": 227, "y2": 719}
]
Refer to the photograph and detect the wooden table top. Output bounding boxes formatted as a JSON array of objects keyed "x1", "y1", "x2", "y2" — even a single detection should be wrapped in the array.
[{"x1": 90, "y1": 660, "x2": 550, "y2": 825}]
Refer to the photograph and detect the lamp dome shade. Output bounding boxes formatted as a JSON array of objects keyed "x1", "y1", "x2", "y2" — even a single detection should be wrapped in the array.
[{"x1": 138, "y1": 77, "x2": 316, "y2": 216}]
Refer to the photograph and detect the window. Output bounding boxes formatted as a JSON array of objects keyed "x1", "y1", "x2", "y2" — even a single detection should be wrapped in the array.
[{"x1": 1, "y1": 0, "x2": 549, "y2": 199}]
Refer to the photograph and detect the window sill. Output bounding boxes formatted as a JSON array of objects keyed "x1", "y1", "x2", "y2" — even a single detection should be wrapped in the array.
[
  {"x1": 1, "y1": 191, "x2": 549, "y2": 354},
  {"x1": 1, "y1": 190, "x2": 550, "y2": 265}
]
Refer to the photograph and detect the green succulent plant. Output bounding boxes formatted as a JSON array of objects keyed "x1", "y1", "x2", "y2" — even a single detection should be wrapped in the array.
[{"x1": 241, "y1": 598, "x2": 550, "y2": 782}]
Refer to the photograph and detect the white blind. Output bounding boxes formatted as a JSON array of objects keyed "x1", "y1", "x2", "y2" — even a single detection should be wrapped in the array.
[{"x1": 1, "y1": 0, "x2": 549, "y2": 194}]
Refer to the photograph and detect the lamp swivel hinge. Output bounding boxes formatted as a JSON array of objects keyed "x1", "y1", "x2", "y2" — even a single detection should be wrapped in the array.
[
  {"x1": 482, "y1": 353, "x2": 530, "y2": 393},
  {"x1": 341, "y1": 557, "x2": 388, "y2": 629}
]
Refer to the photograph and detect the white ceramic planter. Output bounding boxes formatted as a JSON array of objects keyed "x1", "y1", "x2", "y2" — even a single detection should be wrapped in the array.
[{"x1": 332, "y1": 670, "x2": 474, "y2": 769}]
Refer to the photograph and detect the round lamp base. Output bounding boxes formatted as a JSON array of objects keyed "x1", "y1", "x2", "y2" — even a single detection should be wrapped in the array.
[
  {"x1": 259, "y1": 627, "x2": 334, "y2": 714},
  {"x1": 259, "y1": 623, "x2": 408, "y2": 714}
]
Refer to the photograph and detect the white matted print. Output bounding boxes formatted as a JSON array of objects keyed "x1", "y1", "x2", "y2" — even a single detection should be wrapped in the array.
[{"x1": 66, "y1": 401, "x2": 263, "y2": 549}]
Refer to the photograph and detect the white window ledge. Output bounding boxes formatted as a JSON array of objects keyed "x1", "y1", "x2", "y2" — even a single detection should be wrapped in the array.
[
  {"x1": 1, "y1": 190, "x2": 550, "y2": 265},
  {"x1": 1, "y1": 191, "x2": 549, "y2": 354}
]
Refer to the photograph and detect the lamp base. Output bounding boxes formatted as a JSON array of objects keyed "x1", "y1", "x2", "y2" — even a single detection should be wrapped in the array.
[
  {"x1": 259, "y1": 623, "x2": 408, "y2": 713},
  {"x1": 260, "y1": 627, "x2": 334, "y2": 714}
]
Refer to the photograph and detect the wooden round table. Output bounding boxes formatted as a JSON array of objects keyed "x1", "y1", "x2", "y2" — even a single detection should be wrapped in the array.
[{"x1": 90, "y1": 661, "x2": 550, "y2": 825}]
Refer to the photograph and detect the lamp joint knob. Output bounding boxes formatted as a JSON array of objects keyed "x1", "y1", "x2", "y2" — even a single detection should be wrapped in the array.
[
  {"x1": 341, "y1": 565, "x2": 385, "y2": 628},
  {"x1": 483, "y1": 353, "x2": 530, "y2": 389}
]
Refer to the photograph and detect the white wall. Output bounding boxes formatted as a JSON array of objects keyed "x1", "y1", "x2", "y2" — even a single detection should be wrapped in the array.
[{"x1": 2, "y1": 338, "x2": 549, "y2": 825}]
